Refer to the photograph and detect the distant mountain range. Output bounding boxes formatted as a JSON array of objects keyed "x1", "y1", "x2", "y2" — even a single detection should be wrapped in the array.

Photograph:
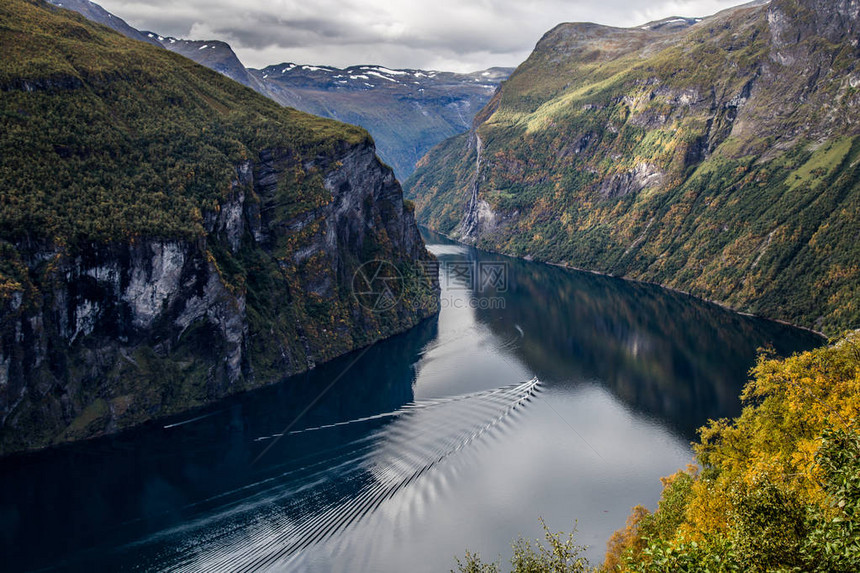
[
  {"x1": 47, "y1": 0, "x2": 511, "y2": 179},
  {"x1": 406, "y1": 0, "x2": 860, "y2": 335},
  {"x1": 250, "y1": 64, "x2": 511, "y2": 178}
]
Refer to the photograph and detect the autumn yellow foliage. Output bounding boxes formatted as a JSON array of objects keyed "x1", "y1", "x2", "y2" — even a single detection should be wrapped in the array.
[
  {"x1": 604, "y1": 331, "x2": 860, "y2": 572},
  {"x1": 696, "y1": 332, "x2": 860, "y2": 508}
]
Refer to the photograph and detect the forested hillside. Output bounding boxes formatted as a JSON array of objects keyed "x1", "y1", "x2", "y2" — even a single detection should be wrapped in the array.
[
  {"x1": 45, "y1": 0, "x2": 511, "y2": 180},
  {"x1": 406, "y1": 0, "x2": 860, "y2": 335}
]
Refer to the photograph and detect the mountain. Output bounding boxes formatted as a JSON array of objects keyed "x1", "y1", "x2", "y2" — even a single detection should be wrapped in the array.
[
  {"x1": 45, "y1": 0, "x2": 512, "y2": 180},
  {"x1": 405, "y1": 0, "x2": 860, "y2": 335},
  {"x1": 251, "y1": 64, "x2": 512, "y2": 179},
  {"x1": 0, "y1": 0, "x2": 438, "y2": 455},
  {"x1": 144, "y1": 32, "x2": 270, "y2": 92}
]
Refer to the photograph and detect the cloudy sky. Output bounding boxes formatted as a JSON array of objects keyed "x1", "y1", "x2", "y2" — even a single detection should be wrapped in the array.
[{"x1": 96, "y1": 0, "x2": 749, "y2": 72}]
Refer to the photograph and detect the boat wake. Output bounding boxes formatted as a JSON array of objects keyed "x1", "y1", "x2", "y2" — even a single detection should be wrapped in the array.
[{"x1": 154, "y1": 378, "x2": 540, "y2": 572}]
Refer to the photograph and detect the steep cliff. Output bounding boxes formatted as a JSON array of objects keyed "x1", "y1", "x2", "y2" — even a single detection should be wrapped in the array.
[
  {"x1": 0, "y1": 0, "x2": 438, "y2": 455},
  {"x1": 406, "y1": 0, "x2": 860, "y2": 335}
]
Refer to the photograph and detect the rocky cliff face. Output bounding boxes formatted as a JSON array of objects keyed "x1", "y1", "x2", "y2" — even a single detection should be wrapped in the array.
[
  {"x1": 0, "y1": 0, "x2": 438, "y2": 455},
  {"x1": 406, "y1": 0, "x2": 860, "y2": 334},
  {"x1": 0, "y1": 240, "x2": 244, "y2": 442},
  {"x1": 0, "y1": 140, "x2": 437, "y2": 455}
]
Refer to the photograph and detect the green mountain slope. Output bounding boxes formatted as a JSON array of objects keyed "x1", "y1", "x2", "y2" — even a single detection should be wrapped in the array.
[
  {"x1": 406, "y1": 0, "x2": 860, "y2": 335},
  {"x1": 0, "y1": 0, "x2": 438, "y2": 455}
]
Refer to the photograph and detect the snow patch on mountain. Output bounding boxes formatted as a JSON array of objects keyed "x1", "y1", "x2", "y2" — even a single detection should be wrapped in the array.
[{"x1": 366, "y1": 71, "x2": 398, "y2": 82}]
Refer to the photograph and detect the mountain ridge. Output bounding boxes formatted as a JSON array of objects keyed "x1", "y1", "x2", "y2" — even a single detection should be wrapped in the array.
[
  {"x1": 45, "y1": 0, "x2": 161, "y2": 46},
  {"x1": 143, "y1": 31, "x2": 270, "y2": 92}
]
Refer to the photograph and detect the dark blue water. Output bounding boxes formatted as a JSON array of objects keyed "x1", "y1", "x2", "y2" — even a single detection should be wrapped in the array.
[{"x1": 0, "y1": 230, "x2": 822, "y2": 571}]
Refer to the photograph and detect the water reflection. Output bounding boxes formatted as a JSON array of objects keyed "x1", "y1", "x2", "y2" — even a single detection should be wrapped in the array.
[{"x1": 430, "y1": 230, "x2": 823, "y2": 438}]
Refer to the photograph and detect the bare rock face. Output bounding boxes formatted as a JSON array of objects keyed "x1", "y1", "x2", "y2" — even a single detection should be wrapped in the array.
[
  {"x1": 0, "y1": 239, "x2": 245, "y2": 451},
  {"x1": 769, "y1": 0, "x2": 860, "y2": 50},
  {"x1": 322, "y1": 143, "x2": 427, "y2": 261},
  {"x1": 599, "y1": 163, "x2": 665, "y2": 199}
]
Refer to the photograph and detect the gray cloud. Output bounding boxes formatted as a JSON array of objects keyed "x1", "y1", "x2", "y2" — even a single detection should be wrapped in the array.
[{"x1": 96, "y1": 0, "x2": 750, "y2": 71}]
